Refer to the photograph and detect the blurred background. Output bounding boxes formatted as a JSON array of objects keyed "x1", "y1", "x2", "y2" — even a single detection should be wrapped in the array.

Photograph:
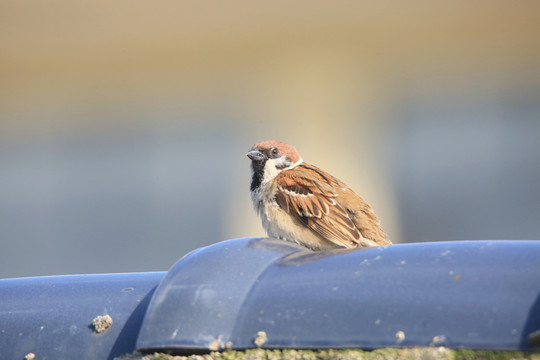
[{"x1": 1, "y1": 1, "x2": 539, "y2": 278}]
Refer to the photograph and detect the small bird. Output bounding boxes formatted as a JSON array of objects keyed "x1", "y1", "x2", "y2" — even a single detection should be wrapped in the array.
[{"x1": 247, "y1": 140, "x2": 391, "y2": 251}]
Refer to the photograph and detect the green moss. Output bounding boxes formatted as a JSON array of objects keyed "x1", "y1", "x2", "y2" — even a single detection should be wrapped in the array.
[
  {"x1": 452, "y1": 349, "x2": 540, "y2": 360},
  {"x1": 117, "y1": 348, "x2": 540, "y2": 360},
  {"x1": 150, "y1": 353, "x2": 178, "y2": 360}
]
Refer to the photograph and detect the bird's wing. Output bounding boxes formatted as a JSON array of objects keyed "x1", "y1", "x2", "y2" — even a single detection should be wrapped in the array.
[{"x1": 275, "y1": 164, "x2": 362, "y2": 248}]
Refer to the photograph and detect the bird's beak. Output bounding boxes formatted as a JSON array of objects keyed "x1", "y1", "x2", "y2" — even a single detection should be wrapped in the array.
[{"x1": 246, "y1": 148, "x2": 265, "y2": 161}]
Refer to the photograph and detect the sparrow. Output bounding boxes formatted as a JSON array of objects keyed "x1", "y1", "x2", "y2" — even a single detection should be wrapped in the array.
[{"x1": 247, "y1": 140, "x2": 391, "y2": 251}]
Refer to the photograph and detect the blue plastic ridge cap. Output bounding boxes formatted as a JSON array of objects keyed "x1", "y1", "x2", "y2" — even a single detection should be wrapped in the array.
[{"x1": 136, "y1": 238, "x2": 540, "y2": 353}]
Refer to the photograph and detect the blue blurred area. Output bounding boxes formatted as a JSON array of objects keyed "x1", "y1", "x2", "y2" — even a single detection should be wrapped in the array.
[
  {"x1": 0, "y1": 122, "x2": 243, "y2": 276},
  {"x1": 389, "y1": 85, "x2": 540, "y2": 242}
]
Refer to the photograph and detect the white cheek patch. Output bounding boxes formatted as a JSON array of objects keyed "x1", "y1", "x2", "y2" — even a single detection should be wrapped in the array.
[
  {"x1": 274, "y1": 156, "x2": 291, "y2": 169},
  {"x1": 261, "y1": 156, "x2": 304, "y2": 185},
  {"x1": 262, "y1": 159, "x2": 282, "y2": 184}
]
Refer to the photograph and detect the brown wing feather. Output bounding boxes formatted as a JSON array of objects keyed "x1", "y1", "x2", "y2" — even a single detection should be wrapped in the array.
[{"x1": 275, "y1": 164, "x2": 366, "y2": 248}]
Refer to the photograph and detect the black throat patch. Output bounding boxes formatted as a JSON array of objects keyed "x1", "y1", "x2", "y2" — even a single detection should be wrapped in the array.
[{"x1": 250, "y1": 159, "x2": 267, "y2": 191}]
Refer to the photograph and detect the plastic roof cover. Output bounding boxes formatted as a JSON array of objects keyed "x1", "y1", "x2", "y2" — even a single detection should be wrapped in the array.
[
  {"x1": 136, "y1": 238, "x2": 540, "y2": 353},
  {"x1": 0, "y1": 272, "x2": 165, "y2": 360}
]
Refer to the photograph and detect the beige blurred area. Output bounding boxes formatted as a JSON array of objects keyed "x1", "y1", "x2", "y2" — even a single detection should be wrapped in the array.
[{"x1": 1, "y1": 2, "x2": 539, "y2": 278}]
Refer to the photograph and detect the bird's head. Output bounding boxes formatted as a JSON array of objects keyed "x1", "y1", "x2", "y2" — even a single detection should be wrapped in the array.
[{"x1": 247, "y1": 140, "x2": 303, "y2": 190}]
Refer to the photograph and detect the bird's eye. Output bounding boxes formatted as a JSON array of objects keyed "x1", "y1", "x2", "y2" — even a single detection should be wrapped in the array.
[{"x1": 270, "y1": 148, "x2": 279, "y2": 157}]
